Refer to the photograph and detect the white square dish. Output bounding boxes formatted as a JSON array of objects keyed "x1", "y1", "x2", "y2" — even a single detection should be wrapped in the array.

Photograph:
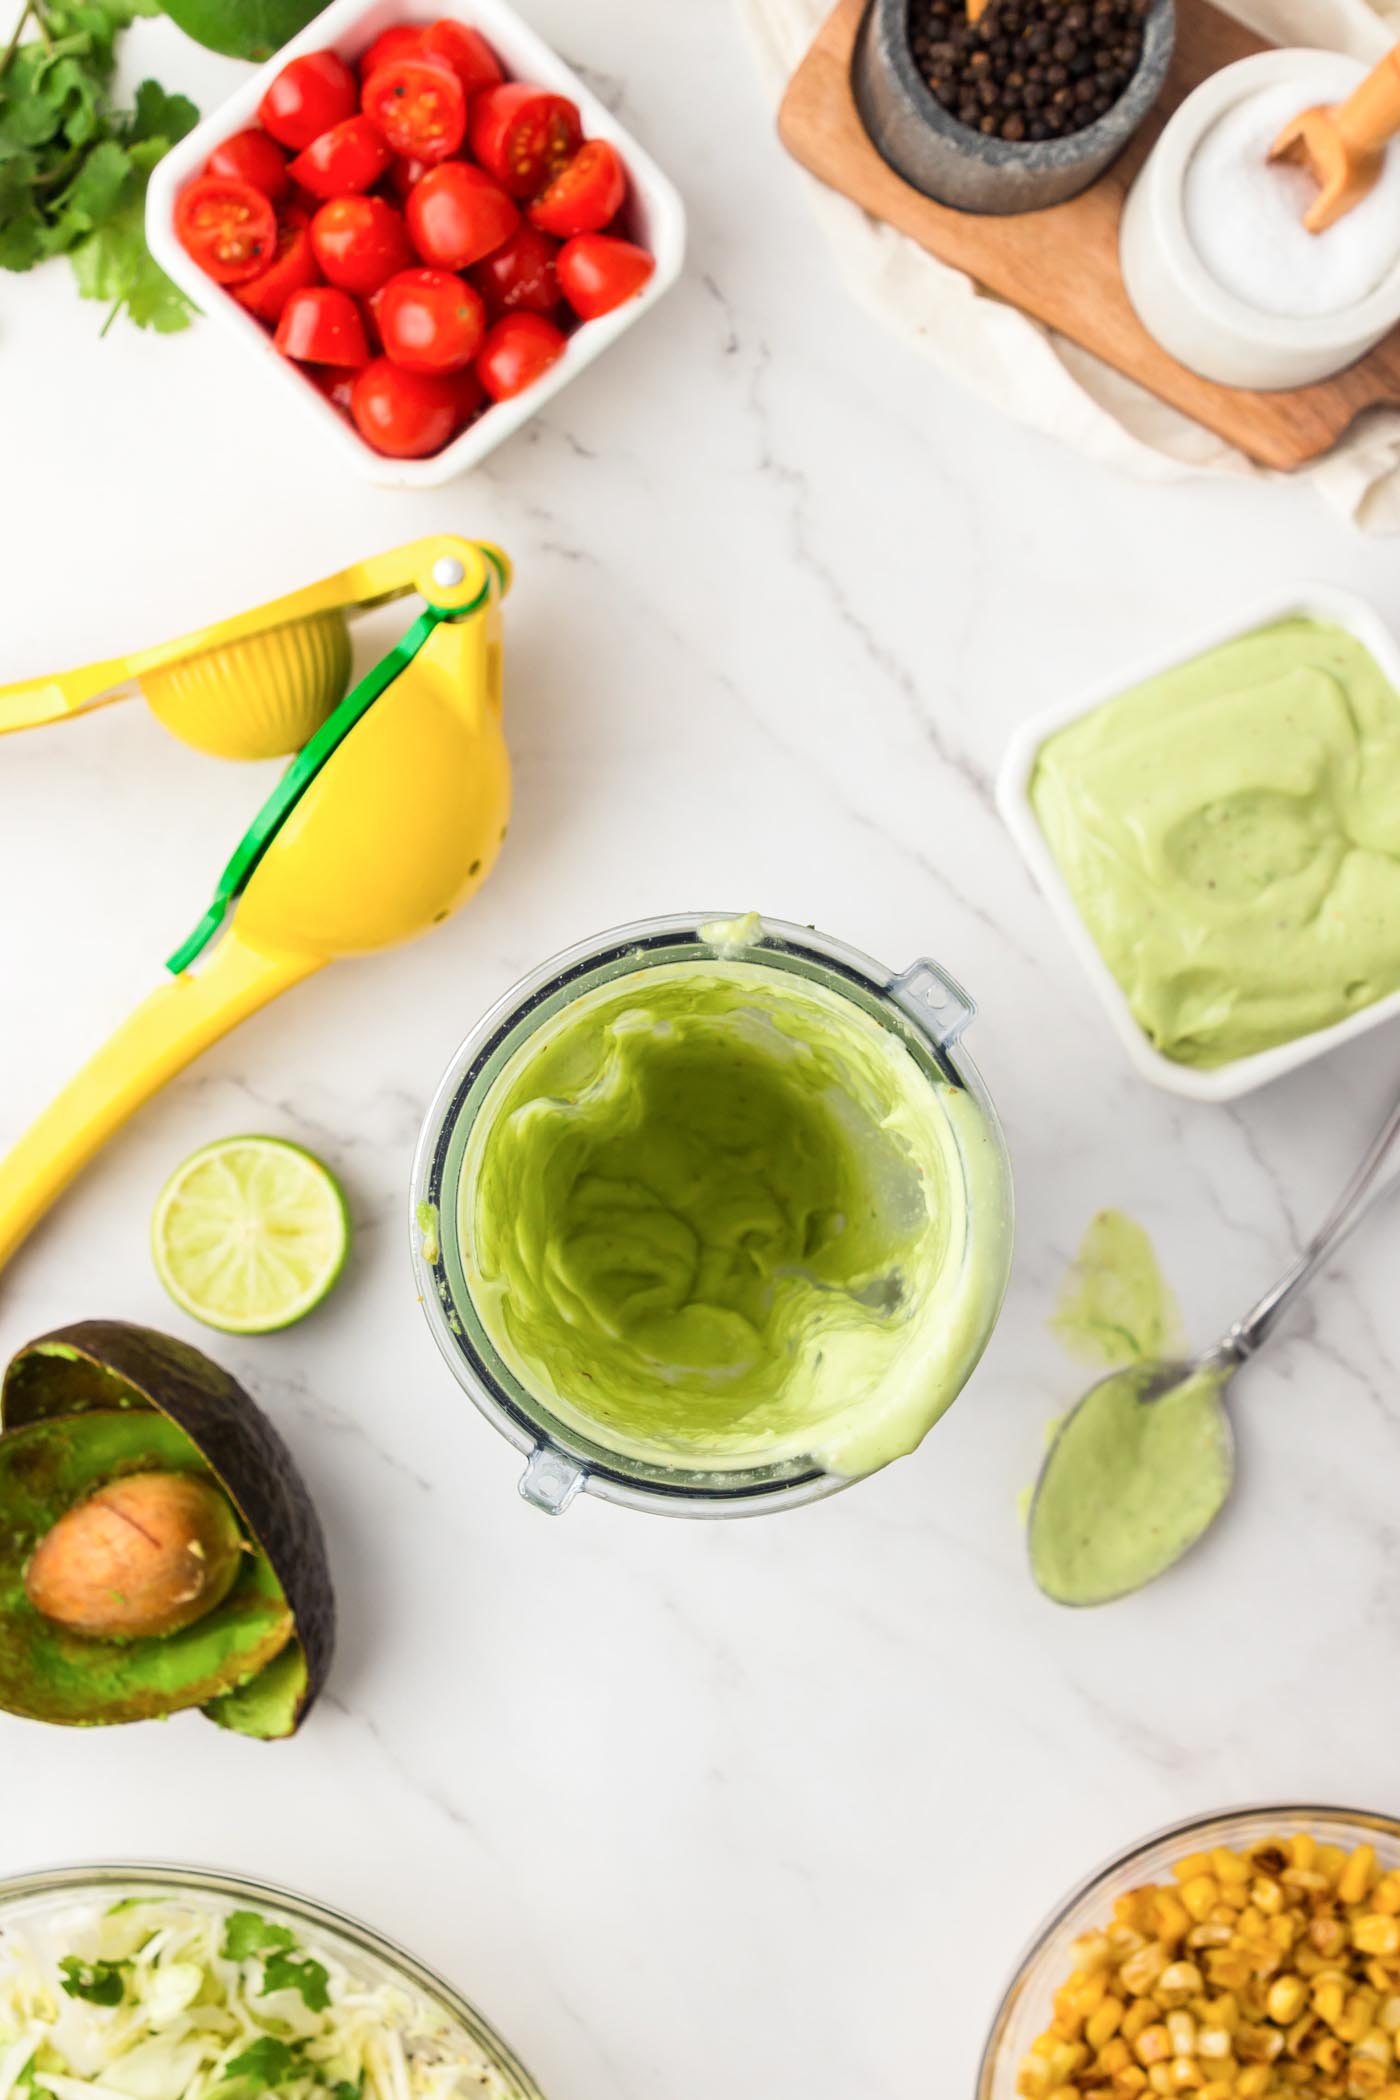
[
  {"x1": 146, "y1": 0, "x2": 686, "y2": 487},
  {"x1": 996, "y1": 584, "x2": 1400, "y2": 1103}
]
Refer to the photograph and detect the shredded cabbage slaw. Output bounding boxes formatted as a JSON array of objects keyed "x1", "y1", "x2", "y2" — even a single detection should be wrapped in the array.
[{"x1": 0, "y1": 1897, "x2": 514, "y2": 2100}]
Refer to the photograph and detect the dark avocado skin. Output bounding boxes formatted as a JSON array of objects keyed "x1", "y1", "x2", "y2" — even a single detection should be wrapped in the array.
[{"x1": 2, "y1": 1321, "x2": 335, "y2": 1736}]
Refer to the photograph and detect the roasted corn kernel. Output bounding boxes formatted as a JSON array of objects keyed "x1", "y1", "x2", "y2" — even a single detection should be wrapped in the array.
[{"x1": 1016, "y1": 1836, "x2": 1400, "y2": 2099}]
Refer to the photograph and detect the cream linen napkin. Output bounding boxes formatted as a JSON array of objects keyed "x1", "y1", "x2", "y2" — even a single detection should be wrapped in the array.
[{"x1": 738, "y1": 0, "x2": 1400, "y2": 527}]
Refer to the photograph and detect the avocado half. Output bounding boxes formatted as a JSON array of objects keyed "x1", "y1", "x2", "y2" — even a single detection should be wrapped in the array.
[{"x1": 0, "y1": 1321, "x2": 335, "y2": 1738}]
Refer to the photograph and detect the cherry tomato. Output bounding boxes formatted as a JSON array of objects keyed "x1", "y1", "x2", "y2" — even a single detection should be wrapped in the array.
[
  {"x1": 387, "y1": 153, "x2": 431, "y2": 198},
  {"x1": 310, "y1": 366, "x2": 357, "y2": 412},
  {"x1": 468, "y1": 222, "x2": 559, "y2": 316},
  {"x1": 407, "y1": 160, "x2": 518, "y2": 270},
  {"x1": 377, "y1": 266, "x2": 485, "y2": 372},
  {"x1": 289, "y1": 115, "x2": 391, "y2": 198},
  {"x1": 469, "y1": 83, "x2": 581, "y2": 198},
  {"x1": 311, "y1": 194, "x2": 415, "y2": 295},
  {"x1": 528, "y1": 140, "x2": 627, "y2": 239},
  {"x1": 175, "y1": 174, "x2": 277, "y2": 284},
  {"x1": 475, "y1": 311, "x2": 566, "y2": 400},
  {"x1": 350, "y1": 356, "x2": 475, "y2": 456},
  {"x1": 419, "y1": 20, "x2": 502, "y2": 97},
  {"x1": 357, "y1": 22, "x2": 424, "y2": 79},
  {"x1": 205, "y1": 129, "x2": 289, "y2": 204},
  {"x1": 275, "y1": 285, "x2": 370, "y2": 365},
  {"x1": 232, "y1": 205, "x2": 320, "y2": 322},
  {"x1": 557, "y1": 233, "x2": 654, "y2": 319},
  {"x1": 362, "y1": 57, "x2": 466, "y2": 163},
  {"x1": 258, "y1": 51, "x2": 359, "y2": 151}
]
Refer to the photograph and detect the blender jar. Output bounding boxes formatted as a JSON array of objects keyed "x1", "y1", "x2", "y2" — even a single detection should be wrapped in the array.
[{"x1": 410, "y1": 912, "x2": 1014, "y2": 1518}]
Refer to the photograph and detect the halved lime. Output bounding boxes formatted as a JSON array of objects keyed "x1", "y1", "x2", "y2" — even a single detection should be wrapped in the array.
[{"x1": 152, "y1": 1137, "x2": 350, "y2": 1335}]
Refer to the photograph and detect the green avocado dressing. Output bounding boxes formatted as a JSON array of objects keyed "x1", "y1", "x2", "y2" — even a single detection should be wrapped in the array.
[
  {"x1": 1031, "y1": 618, "x2": 1400, "y2": 1068},
  {"x1": 458, "y1": 959, "x2": 1009, "y2": 1478},
  {"x1": 1029, "y1": 1361, "x2": 1233, "y2": 1604},
  {"x1": 1052, "y1": 1209, "x2": 1183, "y2": 1367}
]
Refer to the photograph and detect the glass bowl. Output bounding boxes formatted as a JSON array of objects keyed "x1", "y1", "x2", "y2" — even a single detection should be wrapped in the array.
[
  {"x1": 976, "y1": 1804, "x2": 1400, "y2": 2097},
  {"x1": 0, "y1": 1863, "x2": 542, "y2": 2100}
]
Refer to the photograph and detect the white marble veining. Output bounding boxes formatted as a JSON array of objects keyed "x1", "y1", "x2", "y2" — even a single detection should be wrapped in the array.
[{"x1": 4, "y1": 4, "x2": 1400, "y2": 2095}]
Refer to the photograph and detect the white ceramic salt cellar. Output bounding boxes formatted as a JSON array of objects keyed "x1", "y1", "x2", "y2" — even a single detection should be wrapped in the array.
[{"x1": 1119, "y1": 48, "x2": 1400, "y2": 387}]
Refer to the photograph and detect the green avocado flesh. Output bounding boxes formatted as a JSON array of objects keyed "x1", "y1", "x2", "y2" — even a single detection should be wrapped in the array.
[
  {"x1": 203, "y1": 1636, "x2": 308, "y2": 1737},
  {"x1": 459, "y1": 959, "x2": 1010, "y2": 1478},
  {"x1": 0, "y1": 1412, "x2": 294, "y2": 1726},
  {"x1": 1030, "y1": 619, "x2": 1400, "y2": 1068},
  {"x1": 1029, "y1": 1362, "x2": 1234, "y2": 1605}
]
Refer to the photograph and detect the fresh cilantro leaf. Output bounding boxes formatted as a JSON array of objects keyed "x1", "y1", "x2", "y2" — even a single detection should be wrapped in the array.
[
  {"x1": 328, "y1": 2081, "x2": 362, "y2": 2100},
  {"x1": 0, "y1": 192, "x2": 45, "y2": 269},
  {"x1": 126, "y1": 77, "x2": 197, "y2": 144},
  {"x1": 68, "y1": 193, "x2": 192, "y2": 330},
  {"x1": 55, "y1": 135, "x2": 131, "y2": 226},
  {"x1": 222, "y1": 1911, "x2": 298, "y2": 1962},
  {"x1": 224, "y1": 2039, "x2": 302, "y2": 2087},
  {"x1": 261, "y1": 1951, "x2": 330, "y2": 2012},
  {"x1": 58, "y1": 1956, "x2": 127, "y2": 2005},
  {"x1": 0, "y1": 0, "x2": 195, "y2": 327}
]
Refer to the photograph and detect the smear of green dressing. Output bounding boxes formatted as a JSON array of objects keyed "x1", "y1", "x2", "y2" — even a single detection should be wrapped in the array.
[
  {"x1": 1029, "y1": 1361, "x2": 1233, "y2": 1605},
  {"x1": 1051, "y1": 1210, "x2": 1183, "y2": 1367}
]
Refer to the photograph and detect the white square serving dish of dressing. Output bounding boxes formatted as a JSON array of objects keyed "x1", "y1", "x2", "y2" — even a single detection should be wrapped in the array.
[{"x1": 996, "y1": 584, "x2": 1400, "y2": 1102}]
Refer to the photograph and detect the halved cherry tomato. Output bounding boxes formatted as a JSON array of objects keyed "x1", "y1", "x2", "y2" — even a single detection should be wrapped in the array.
[
  {"x1": 205, "y1": 129, "x2": 289, "y2": 204},
  {"x1": 469, "y1": 84, "x2": 581, "y2": 198},
  {"x1": 289, "y1": 115, "x2": 391, "y2": 198},
  {"x1": 175, "y1": 174, "x2": 277, "y2": 284},
  {"x1": 357, "y1": 22, "x2": 424, "y2": 79},
  {"x1": 557, "y1": 233, "x2": 654, "y2": 319},
  {"x1": 232, "y1": 204, "x2": 320, "y2": 322},
  {"x1": 275, "y1": 285, "x2": 370, "y2": 365},
  {"x1": 468, "y1": 222, "x2": 559, "y2": 317},
  {"x1": 311, "y1": 194, "x2": 415, "y2": 295},
  {"x1": 362, "y1": 56, "x2": 466, "y2": 163},
  {"x1": 419, "y1": 20, "x2": 502, "y2": 97},
  {"x1": 258, "y1": 51, "x2": 359, "y2": 151},
  {"x1": 475, "y1": 311, "x2": 566, "y2": 400},
  {"x1": 407, "y1": 160, "x2": 517, "y2": 270},
  {"x1": 350, "y1": 357, "x2": 476, "y2": 456},
  {"x1": 377, "y1": 266, "x2": 485, "y2": 372},
  {"x1": 528, "y1": 139, "x2": 627, "y2": 238}
]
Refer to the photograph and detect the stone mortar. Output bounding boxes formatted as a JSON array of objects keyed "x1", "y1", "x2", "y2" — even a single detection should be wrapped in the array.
[{"x1": 853, "y1": 0, "x2": 1176, "y2": 214}]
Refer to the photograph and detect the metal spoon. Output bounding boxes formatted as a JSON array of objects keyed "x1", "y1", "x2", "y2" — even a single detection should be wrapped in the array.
[{"x1": 1029, "y1": 1081, "x2": 1400, "y2": 1607}]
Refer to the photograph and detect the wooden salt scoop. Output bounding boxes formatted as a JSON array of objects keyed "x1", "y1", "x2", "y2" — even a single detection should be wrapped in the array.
[{"x1": 1269, "y1": 38, "x2": 1400, "y2": 231}]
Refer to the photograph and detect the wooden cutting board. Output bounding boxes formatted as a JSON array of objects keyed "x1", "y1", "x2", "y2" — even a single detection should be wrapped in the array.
[{"x1": 777, "y1": 0, "x2": 1400, "y2": 468}]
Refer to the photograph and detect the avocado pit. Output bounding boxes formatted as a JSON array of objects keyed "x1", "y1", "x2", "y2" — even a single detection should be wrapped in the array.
[{"x1": 24, "y1": 1470, "x2": 244, "y2": 1641}]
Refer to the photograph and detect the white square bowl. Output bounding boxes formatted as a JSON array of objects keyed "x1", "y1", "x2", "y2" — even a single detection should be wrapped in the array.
[
  {"x1": 147, "y1": 0, "x2": 686, "y2": 487},
  {"x1": 996, "y1": 584, "x2": 1400, "y2": 1103}
]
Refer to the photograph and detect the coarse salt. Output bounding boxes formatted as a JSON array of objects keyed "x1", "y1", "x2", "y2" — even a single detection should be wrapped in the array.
[{"x1": 1182, "y1": 75, "x2": 1400, "y2": 319}]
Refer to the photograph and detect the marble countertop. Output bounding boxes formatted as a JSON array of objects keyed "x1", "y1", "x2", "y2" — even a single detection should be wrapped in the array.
[{"x1": 4, "y1": 4, "x2": 1400, "y2": 2095}]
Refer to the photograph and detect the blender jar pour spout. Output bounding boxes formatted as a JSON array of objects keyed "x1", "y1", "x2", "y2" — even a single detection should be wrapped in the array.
[
  {"x1": 518, "y1": 1447, "x2": 589, "y2": 1515},
  {"x1": 887, "y1": 960, "x2": 977, "y2": 1048}
]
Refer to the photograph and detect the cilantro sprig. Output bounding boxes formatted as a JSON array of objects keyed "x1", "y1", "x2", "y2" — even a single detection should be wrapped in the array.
[
  {"x1": 0, "y1": 0, "x2": 198, "y2": 331},
  {"x1": 58, "y1": 1955, "x2": 127, "y2": 2005}
]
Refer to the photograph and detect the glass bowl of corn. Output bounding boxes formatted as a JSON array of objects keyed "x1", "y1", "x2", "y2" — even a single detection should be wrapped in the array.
[{"x1": 976, "y1": 1805, "x2": 1400, "y2": 2099}]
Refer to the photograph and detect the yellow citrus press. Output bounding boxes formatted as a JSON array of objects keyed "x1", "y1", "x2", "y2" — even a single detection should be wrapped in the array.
[{"x1": 0, "y1": 534, "x2": 511, "y2": 1272}]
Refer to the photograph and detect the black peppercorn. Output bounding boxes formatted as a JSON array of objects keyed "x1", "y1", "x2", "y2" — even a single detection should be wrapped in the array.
[{"x1": 910, "y1": 0, "x2": 1146, "y2": 141}]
